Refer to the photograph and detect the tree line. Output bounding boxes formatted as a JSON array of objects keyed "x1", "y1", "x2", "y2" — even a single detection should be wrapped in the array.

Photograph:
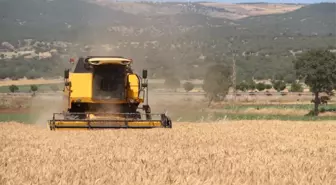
[
  {"x1": 7, "y1": 84, "x2": 60, "y2": 94},
  {"x1": 164, "y1": 48, "x2": 336, "y2": 116},
  {"x1": 6, "y1": 48, "x2": 336, "y2": 116}
]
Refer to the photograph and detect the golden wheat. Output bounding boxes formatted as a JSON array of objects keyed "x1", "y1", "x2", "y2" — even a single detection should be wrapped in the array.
[
  {"x1": 0, "y1": 121, "x2": 335, "y2": 185},
  {"x1": 208, "y1": 108, "x2": 309, "y2": 116}
]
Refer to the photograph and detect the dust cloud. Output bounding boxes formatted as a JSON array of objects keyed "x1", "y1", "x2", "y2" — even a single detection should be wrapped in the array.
[{"x1": 27, "y1": 94, "x2": 64, "y2": 127}]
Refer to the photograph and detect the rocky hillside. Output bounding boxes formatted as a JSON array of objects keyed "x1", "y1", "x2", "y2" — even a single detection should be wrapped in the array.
[
  {"x1": 0, "y1": 0, "x2": 335, "y2": 81},
  {"x1": 91, "y1": 1, "x2": 304, "y2": 19},
  {"x1": 237, "y1": 3, "x2": 336, "y2": 35}
]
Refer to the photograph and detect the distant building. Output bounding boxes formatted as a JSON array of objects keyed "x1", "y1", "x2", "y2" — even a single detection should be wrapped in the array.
[{"x1": 38, "y1": 52, "x2": 52, "y2": 59}]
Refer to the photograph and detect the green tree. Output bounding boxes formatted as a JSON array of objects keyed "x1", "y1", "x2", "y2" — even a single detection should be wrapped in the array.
[
  {"x1": 237, "y1": 81, "x2": 248, "y2": 92},
  {"x1": 256, "y1": 82, "x2": 266, "y2": 91},
  {"x1": 30, "y1": 85, "x2": 38, "y2": 92},
  {"x1": 248, "y1": 80, "x2": 256, "y2": 91},
  {"x1": 9, "y1": 85, "x2": 19, "y2": 93},
  {"x1": 203, "y1": 64, "x2": 232, "y2": 107},
  {"x1": 294, "y1": 49, "x2": 336, "y2": 116},
  {"x1": 272, "y1": 80, "x2": 287, "y2": 92},
  {"x1": 183, "y1": 82, "x2": 194, "y2": 92},
  {"x1": 265, "y1": 84, "x2": 272, "y2": 90},
  {"x1": 289, "y1": 81, "x2": 303, "y2": 92},
  {"x1": 30, "y1": 85, "x2": 38, "y2": 95},
  {"x1": 164, "y1": 76, "x2": 180, "y2": 91}
]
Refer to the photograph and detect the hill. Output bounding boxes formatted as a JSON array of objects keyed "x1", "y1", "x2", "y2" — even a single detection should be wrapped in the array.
[
  {"x1": 0, "y1": 0, "x2": 147, "y2": 42},
  {"x1": 198, "y1": 2, "x2": 303, "y2": 19},
  {"x1": 92, "y1": 1, "x2": 303, "y2": 20},
  {"x1": 0, "y1": 0, "x2": 335, "y2": 81},
  {"x1": 237, "y1": 3, "x2": 336, "y2": 35}
]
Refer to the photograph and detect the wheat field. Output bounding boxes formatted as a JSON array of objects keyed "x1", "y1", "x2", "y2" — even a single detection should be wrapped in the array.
[{"x1": 0, "y1": 121, "x2": 335, "y2": 185}]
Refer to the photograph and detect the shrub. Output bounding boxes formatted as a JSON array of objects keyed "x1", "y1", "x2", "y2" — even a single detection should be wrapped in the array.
[
  {"x1": 183, "y1": 82, "x2": 194, "y2": 92},
  {"x1": 30, "y1": 85, "x2": 38, "y2": 92},
  {"x1": 9, "y1": 85, "x2": 19, "y2": 93},
  {"x1": 256, "y1": 82, "x2": 266, "y2": 92}
]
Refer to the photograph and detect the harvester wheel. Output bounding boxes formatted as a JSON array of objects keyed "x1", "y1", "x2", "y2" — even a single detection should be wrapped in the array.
[
  {"x1": 128, "y1": 111, "x2": 141, "y2": 119},
  {"x1": 165, "y1": 118, "x2": 172, "y2": 128},
  {"x1": 135, "y1": 111, "x2": 141, "y2": 119},
  {"x1": 143, "y1": 105, "x2": 152, "y2": 120},
  {"x1": 161, "y1": 114, "x2": 172, "y2": 128},
  {"x1": 48, "y1": 121, "x2": 55, "y2": 130}
]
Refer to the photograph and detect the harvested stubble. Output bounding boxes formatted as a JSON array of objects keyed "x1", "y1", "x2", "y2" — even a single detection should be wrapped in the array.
[{"x1": 0, "y1": 121, "x2": 336, "y2": 185}]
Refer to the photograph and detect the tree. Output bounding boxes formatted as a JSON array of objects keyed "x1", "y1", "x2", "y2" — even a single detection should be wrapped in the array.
[
  {"x1": 256, "y1": 82, "x2": 266, "y2": 92},
  {"x1": 294, "y1": 49, "x2": 336, "y2": 116},
  {"x1": 9, "y1": 85, "x2": 19, "y2": 93},
  {"x1": 248, "y1": 80, "x2": 256, "y2": 92},
  {"x1": 272, "y1": 80, "x2": 286, "y2": 92},
  {"x1": 237, "y1": 81, "x2": 248, "y2": 92},
  {"x1": 289, "y1": 81, "x2": 303, "y2": 92},
  {"x1": 183, "y1": 82, "x2": 194, "y2": 92},
  {"x1": 30, "y1": 85, "x2": 38, "y2": 92},
  {"x1": 203, "y1": 64, "x2": 232, "y2": 107},
  {"x1": 265, "y1": 84, "x2": 272, "y2": 90},
  {"x1": 164, "y1": 76, "x2": 180, "y2": 91},
  {"x1": 30, "y1": 85, "x2": 38, "y2": 95}
]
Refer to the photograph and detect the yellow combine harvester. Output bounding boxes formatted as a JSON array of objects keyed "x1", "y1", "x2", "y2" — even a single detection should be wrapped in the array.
[{"x1": 48, "y1": 56, "x2": 172, "y2": 130}]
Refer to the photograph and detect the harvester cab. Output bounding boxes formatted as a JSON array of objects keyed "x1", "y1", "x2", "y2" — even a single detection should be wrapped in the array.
[{"x1": 48, "y1": 56, "x2": 172, "y2": 130}]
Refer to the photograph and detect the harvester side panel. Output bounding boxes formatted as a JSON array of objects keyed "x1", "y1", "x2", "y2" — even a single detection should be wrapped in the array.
[
  {"x1": 127, "y1": 74, "x2": 141, "y2": 101},
  {"x1": 63, "y1": 81, "x2": 71, "y2": 111},
  {"x1": 69, "y1": 73, "x2": 93, "y2": 101}
]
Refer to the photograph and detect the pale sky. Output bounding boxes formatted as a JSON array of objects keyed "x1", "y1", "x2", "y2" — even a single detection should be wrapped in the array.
[
  {"x1": 214, "y1": 0, "x2": 336, "y2": 3},
  {"x1": 147, "y1": 0, "x2": 336, "y2": 3}
]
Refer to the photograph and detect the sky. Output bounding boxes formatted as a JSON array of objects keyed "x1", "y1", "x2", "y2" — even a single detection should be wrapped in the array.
[
  {"x1": 144, "y1": 0, "x2": 336, "y2": 3},
  {"x1": 214, "y1": 0, "x2": 336, "y2": 3}
]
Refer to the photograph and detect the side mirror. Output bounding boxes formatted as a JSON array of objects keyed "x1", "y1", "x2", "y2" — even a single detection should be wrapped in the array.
[
  {"x1": 69, "y1": 58, "x2": 75, "y2": 63},
  {"x1": 142, "y1": 69, "x2": 148, "y2": 79},
  {"x1": 64, "y1": 69, "x2": 69, "y2": 79}
]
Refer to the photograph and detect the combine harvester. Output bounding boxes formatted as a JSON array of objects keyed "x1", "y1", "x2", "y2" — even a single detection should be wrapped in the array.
[{"x1": 48, "y1": 56, "x2": 172, "y2": 130}]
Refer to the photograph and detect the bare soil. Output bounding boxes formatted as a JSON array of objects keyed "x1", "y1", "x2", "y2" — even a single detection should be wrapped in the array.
[
  {"x1": 93, "y1": 1, "x2": 303, "y2": 20},
  {"x1": 0, "y1": 109, "x2": 30, "y2": 114},
  {"x1": 0, "y1": 79, "x2": 62, "y2": 87},
  {"x1": 199, "y1": 3, "x2": 303, "y2": 19}
]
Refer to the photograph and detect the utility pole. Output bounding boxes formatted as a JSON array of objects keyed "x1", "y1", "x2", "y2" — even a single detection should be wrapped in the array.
[
  {"x1": 232, "y1": 52, "x2": 237, "y2": 102},
  {"x1": 228, "y1": 37, "x2": 237, "y2": 102}
]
